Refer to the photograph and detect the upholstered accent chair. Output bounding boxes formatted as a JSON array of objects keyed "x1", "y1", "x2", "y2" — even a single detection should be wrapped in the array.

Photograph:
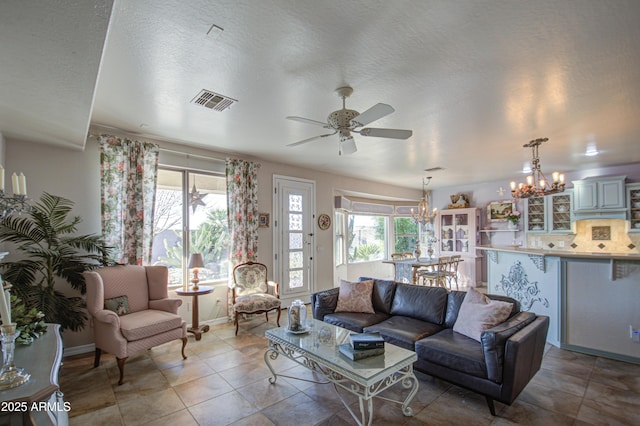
[
  {"x1": 231, "y1": 261, "x2": 281, "y2": 335},
  {"x1": 84, "y1": 265, "x2": 187, "y2": 385}
]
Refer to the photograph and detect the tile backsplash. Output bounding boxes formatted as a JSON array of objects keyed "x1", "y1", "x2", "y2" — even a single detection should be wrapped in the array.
[{"x1": 525, "y1": 219, "x2": 640, "y2": 253}]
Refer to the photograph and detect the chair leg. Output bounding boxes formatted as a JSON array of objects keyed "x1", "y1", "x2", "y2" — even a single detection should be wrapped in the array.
[
  {"x1": 93, "y1": 348, "x2": 102, "y2": 368},
  {"x1": 116, "y1": 357, "x2": 128, "y2": 386},
  {"x1": 276, "y1": 308, "x2": 281, "y2": 327},
  {"x1": 485, "y1": 396, "x2": 496, "y2": 416},
  {"x1": 234, "y1": 312, "x2": 239, "y2": 336},
  {"x1": 181, "y1": 337, "x2": 188, "y2": 359}
]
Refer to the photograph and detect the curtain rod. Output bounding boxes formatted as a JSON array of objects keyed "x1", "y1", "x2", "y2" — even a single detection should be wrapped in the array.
[{"x1": 88, "y1": 131, "x2": 227, "y2": 164}]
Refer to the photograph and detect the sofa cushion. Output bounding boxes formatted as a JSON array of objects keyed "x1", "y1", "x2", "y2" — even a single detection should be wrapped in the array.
[
  {"x1": 359, "y1": 277, "x2": 397, "y2": 314},
  {"x1": 390, "y1": 284, "x2": 448, "y2": 324},
  {"x1": 119, "y1": 309, "x2": 184, "y2": 342},
  {"x1": 364, "y1": 316, "x2": 444, "y2": 351},
  {"x1": 335, "y1": 279, "x2": 375, "y2": 313},
  {"x1": 445, "y1": 290, "x2": 521, "y2": 329},
  {"x1": 481, "y1": 311, "x2": 536, "y2": 383},
  {"x1": 323, "y1": 312, "x2": 390, "y2": 333},
  {"x1": 415, "y1": 329, "x2": 488, "y2": 380},
  {"x1": 312, "y1": 287, "x2": 339, "y2": 321},
  {"x1": 453, "y1": 288, "x2": 513, "y2": 342}
]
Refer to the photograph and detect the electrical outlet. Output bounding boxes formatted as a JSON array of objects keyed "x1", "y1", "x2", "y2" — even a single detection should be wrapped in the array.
[{"x1": 630, "y1": 325, "x2": 640, "y2": 343}]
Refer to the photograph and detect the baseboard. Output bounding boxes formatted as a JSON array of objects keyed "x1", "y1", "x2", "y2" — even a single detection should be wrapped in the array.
[{"x1": 64, "y1": 343, "x2": 95, "y2": 357}]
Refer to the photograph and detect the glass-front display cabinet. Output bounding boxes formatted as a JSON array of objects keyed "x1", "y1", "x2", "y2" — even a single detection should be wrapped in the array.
[
  {"x1": 435, "y1": 208, "x2": 481, "y2": 287},
  {"x1": 628, "y1": 184, "x2": 640, "y2": 232},
  {"x1": 525, "y1": 191, "x2": 573, "y2": 234}
]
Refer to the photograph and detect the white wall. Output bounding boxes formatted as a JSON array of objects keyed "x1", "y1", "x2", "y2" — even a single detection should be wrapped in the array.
[{"x1": 4, "y1": 135, "x2": 421, "y2": 349}]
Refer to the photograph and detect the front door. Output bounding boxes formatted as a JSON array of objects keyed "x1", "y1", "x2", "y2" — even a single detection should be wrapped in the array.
[{"x1": 273, "y1": 175, "x2": 315, "y2": 307}]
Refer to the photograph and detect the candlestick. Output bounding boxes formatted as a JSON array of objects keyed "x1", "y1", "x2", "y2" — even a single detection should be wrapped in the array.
[
  {"x1": 11, "y1": 173, "x2": 18, "y2": 195},
  {"x1": 18, "y1": 173, "x2": 26, "y2": 196}
]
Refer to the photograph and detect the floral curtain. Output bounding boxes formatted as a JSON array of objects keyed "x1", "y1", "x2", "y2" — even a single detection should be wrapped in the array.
[
  {"x1": 225, "y1": 158, "x2": 260, "y2": 265},
  {"x1": 99, "y1": 135, "x2": 159, "y2": 265}
]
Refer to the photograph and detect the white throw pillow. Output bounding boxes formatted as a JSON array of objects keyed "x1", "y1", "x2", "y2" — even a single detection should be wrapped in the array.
[{"x1": 453, "y1": 288, "x2": 513, "y2": 342}]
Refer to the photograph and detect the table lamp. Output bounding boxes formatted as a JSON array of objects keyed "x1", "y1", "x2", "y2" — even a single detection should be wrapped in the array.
[{"x1": 188, "y1": 253, "x2": 204, "y2": 290}]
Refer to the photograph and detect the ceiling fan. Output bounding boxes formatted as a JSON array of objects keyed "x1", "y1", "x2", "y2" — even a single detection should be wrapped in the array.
[{"x1": 286, "y1": 86, "x2": 413, "y2": 155}]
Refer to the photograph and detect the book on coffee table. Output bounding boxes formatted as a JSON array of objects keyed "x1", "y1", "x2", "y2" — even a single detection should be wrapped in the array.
[
  {"x1": 338, "y1": 343, "x2": 385, "y2": 361},
  {"x1": 349, "y1": 332, "x2": 385, "y2": 350}
]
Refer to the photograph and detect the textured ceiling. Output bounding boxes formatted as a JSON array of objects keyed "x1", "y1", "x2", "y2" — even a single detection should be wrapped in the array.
[{"x1": 2, "y1": 0, "x2": 640, "y2": 191}]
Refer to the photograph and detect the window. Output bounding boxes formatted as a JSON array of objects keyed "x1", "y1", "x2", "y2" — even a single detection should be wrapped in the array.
[
  {"x1": 393, "y1": 217, "x2": 418, "y2": 253},
  {"x1": 347, "y1": 214, "x2": 387, "y2": 263},
  {"x1": 334, "y1": 211, "x2": 345, "y2": 266},
  {"x1": 151, "y1": 168, "x2": 229, "y2": 286}
]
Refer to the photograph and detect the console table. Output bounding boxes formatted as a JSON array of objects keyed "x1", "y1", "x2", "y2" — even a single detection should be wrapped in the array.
[{"x1": 0, "y1": 324, "x2": 67, "y2": 425}]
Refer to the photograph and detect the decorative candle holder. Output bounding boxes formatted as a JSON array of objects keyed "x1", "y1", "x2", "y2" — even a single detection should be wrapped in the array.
[
  {"x1": 288, "y1": 299, "x2": 307, "y2": 332},
  {"x1": 0, "y1": 323, "x2": 30, "y2": 390}
]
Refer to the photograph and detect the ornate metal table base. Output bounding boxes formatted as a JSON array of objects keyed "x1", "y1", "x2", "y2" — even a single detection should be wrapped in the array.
[{"x1": 264, "y1": 338, "x2": 418, "y2": 426}]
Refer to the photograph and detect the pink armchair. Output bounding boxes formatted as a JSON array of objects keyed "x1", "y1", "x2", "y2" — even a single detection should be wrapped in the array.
[{"x1": 84, "y1": 265, "x2": 187, "y2": 385}]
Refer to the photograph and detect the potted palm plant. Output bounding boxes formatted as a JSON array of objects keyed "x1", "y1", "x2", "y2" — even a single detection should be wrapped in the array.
[{"x1": 0, "y1": 192, "x2": 109, "y2": 331}]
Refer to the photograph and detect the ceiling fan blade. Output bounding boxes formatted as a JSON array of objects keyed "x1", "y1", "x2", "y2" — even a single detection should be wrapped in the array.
[
  {"x1": 286, "y1": 131, "x2": 336, "y2": 147},
  {"x1": 286, "y1": 116, "x2": 330, "y2": 128},
  {"x1": 350, "y1": 103, "x2": 394, "y2": 127},
  {"x1": 360, "y1": 128, "x2": 413, "y2": 140}
]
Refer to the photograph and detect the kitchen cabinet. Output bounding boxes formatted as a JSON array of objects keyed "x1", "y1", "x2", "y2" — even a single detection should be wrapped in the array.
[
  {"x1": 628, "y1": 183, "x2": 640, "y2": 232},
  {"x1": 525, "y1": 197, "x2": 545, "y2": 232},
  {"x1": 573, "y1": 176, "x2": 626, "y2": 211},
  {"x1": 436, "y1": 208, "x2": 482, "y2": 287},
  {"x1": 524, "y1": 192, "x2": 573, "y2": 234}
]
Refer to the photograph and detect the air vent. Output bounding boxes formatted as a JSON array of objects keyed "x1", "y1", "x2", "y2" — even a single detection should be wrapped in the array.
[{"x1": 191, "y1": 90, "x2": 237, "y2": 111}]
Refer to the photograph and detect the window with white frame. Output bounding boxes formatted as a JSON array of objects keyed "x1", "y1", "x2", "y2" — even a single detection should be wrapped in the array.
[
  {"x1": 151, "y1": 168, "x2": 229, "y2": 287},
  {"x1": 347, "y1": 214, "x2": 387, "y2": 263},
  {"x1": 334, "y1": 211, "x2": 345, "y2": 266},
  {"x1": 393, "y1": 217, "x2": 418, "y2": 253}
]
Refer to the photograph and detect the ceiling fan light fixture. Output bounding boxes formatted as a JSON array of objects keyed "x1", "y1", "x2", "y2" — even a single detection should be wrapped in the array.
[{"x1": 339, "y1": 138, "x2": 357, "y2": 156}]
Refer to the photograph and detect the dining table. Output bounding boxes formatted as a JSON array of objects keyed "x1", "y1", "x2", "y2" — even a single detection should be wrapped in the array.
[{"x1": 382, "y1": 257, "x2": 443, "y2": 285}]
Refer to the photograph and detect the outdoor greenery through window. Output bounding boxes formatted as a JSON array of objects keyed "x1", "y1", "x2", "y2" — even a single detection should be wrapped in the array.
[
  {"x1": 393, "y1": 217, "x2": 418, "y2": 253},
  {"x1": 347, "y1": 214, "x2": 387, "y2": 263},
  {"x1": 152, "y1": 168, "x2": 229, "y2": 286}
]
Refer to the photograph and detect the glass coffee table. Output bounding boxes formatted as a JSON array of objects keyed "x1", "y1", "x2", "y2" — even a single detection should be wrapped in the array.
[{"x1": 265, "y1": 319, "x2": 418, "y2": 426}]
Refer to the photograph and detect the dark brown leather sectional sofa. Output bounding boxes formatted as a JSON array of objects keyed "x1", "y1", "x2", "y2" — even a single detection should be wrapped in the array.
[{"x1": 310, "y1": 278, "x2": 549, "y2": 415}]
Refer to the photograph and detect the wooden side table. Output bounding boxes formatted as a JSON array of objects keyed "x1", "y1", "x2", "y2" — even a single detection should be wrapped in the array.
[{"x1": 175, "y1": 285, "x2": 214, "y2": 340}]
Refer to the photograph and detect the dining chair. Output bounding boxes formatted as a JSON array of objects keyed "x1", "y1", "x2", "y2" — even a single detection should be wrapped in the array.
[
  {"x1": 444, "y1": 255, "x2": 461, "y2": 290},
  {"x1": 391, "y1": 253, "x2": 405, "y2": 261},
  {"x1": 231, "y1": 261, "x2": 281, "y2": 335},
  {"x1": 418, "y1": 256, "x2": 450, "y2": 288}
]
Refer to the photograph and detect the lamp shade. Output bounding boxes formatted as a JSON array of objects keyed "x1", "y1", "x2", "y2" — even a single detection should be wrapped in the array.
[{"x1": 188, "y1": 253, "x2": 204, "y2": 269}]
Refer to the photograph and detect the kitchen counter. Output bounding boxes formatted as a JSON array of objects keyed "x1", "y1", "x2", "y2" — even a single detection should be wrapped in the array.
[
  {"x1": 478, "y1": 245, "x2": 640, "y2": 260},
  {"x1": 481, "y1": 246, "x2": 640, "y2": 364}
]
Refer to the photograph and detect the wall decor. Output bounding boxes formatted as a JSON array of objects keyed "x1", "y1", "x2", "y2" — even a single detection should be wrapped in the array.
[
  {"x1": 487, "y1": 200, "x2": 515, "y2": 222},
  {"x1": 318, "y1": 213, "x2": 331, "y2": 230},
  {"x1": 258, "y1": 213, "x2": 270, "y2": 228},
  {"x1": 497, "y1": 260, "x2": 549, "y2": 310},
  {"x1": 592, "y1": 226, "x2": 611, "y2": 240},
  {"x1": 448, "y1": 193, "x2": 470, "y2": 209}
]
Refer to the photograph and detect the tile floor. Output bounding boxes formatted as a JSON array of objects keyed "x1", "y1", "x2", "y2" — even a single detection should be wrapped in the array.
[{"x1": 60, "y1": 314, "x2": 640, "y2": 425}]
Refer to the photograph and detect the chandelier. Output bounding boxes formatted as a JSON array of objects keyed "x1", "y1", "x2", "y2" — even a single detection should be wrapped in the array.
[
  {"x1": 510, "y1": 138, "x2": 565, "y2": 199},
  {"x1": 411, "y1": 177, "x2": 437, "y2": 226}
]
